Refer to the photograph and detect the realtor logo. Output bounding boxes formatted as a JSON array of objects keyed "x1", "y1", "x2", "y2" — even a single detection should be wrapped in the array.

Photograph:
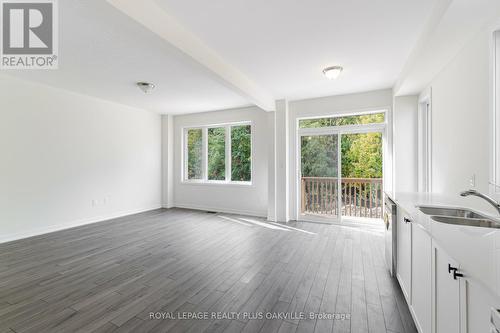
[{"x1": 1, "y1": 0, "x2": 58, "y2": 69}]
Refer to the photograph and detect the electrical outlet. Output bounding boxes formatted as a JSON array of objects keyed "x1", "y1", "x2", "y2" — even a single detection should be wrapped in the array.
[{"x1": 469, "y1": 174, "x2": 476, "y2": 188}]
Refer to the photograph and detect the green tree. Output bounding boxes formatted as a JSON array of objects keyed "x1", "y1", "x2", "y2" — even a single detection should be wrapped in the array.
[
  {"x1": 343, "y1": 132, "x2": 382, "y2": 178},
  {"x1": 300, "y1": 113, "x2": 383, "y2": 179},
  {"x1": 208, "y1": 127, "x2": 225, "y2": 180},
  {"x1": 301, "y1": 135, "x2": 338, "y2": 177},
  {"x1": 231, "y1": 125, "x2": 251, "y2": 181},
  {"x1": 187, "y1": 129, "x2": 202, "y2": 179}
]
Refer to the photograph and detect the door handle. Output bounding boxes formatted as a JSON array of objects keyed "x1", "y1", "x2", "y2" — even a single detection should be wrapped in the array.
[{"x1": 404, "y1": 217, "x2": 411, "y2": 223}]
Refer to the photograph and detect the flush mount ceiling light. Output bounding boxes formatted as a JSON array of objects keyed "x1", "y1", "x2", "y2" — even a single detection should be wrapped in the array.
[
  {"x1": 137, "y1": 81, "x2": 155, "y2": 94},
  {"x1": 322, "y1": 66, "x2": 343, "y2": 80}
]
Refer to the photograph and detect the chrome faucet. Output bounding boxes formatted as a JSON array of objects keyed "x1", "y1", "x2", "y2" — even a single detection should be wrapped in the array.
[{"x1": 460, "y1": 189, "x2": 500, "y2": 214}]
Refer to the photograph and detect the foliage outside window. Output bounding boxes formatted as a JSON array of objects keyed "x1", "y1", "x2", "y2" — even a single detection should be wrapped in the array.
[
  {"x1": 299, "y1": 112, "x2": 385, "y2": 129},
  {"x1": 301, "y1": 135, "x2": 338, "y2": 177},
  {"x1": 186, "y1": 129, "x2": 203, "y2": 179},
  {"x1": 341, "y1": 132, "x2": 382, "y2": 178},
  {"x1": 184, "y1": 123, "x2": 252, "y2": 183},
  {"x1": 300, "y1": 115, "x2": 383, "y2": 179},
  {"x1": 231, "y1": 125, "x2": 251, "y2": 181},
  {"x1": 207, "y1": 127, "x2": 226, "y2": 180}
]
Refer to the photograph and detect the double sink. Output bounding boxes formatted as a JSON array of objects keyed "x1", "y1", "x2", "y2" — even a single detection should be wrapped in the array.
[{"x1": 417, "y1": 206, "x2": 500, "y2": 229}]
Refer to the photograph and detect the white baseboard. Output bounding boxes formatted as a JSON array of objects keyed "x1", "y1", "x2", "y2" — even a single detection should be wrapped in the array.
[
  {"x1": 173, "y1": 203, "x2": 266, "y2": 218},
  {"x1": 0, "y1": 205, "x2": 162, "y2": 244},
  {"x1": 162, "y1": 202, "x2": 174, "y2": 209}
]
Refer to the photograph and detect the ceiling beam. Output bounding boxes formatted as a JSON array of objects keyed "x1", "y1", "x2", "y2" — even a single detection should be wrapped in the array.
[{"x1": 106, "y1": 0, "x2": 275, "y2": 111}]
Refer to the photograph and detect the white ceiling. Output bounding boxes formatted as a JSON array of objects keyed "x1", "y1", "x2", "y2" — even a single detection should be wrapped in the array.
[
  {"x1": 6, "y1": 0, "x2": 438, "y2": 114},
  {"x1": 5, "y1": 0, "x2": 251, "y2": 114},
  {"x1": 157, "y1": 0, "x2": 437, "y2": 101}
]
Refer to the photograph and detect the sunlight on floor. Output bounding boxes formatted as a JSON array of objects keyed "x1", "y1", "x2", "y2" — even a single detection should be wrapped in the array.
[
  {"x1": 238, "y1": 217, "x2": 289, "y2": 231},
  {"x1": 216, "y1": 214, "x2": 385, "y2": 237},
  {"x1": 217, "y1": 215, "x2": 254, "y2": 226},
  {"x1": 216, "y1": 214, "x2": 319, "y2": 235},
  {"x1": 268, "y1": 222, "x2": 317, "y2": 235}
]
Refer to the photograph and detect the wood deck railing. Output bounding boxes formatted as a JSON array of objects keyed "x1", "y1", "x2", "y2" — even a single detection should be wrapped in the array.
[{"x1": 301, "y1": 177, "x2": 383, "y2": 219}]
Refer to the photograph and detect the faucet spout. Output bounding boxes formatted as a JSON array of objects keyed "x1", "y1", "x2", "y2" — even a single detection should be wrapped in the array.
[{"x1": 460, "y1": 189, "x2": 500, "y2": 215}]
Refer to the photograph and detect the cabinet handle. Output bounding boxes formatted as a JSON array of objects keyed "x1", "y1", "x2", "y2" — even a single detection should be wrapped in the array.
[
  {"x1": 452, "y1": 270, "x2": 464, "y2": 280},
  {"x1": 448, "y1": 264, "x2": 463, "y2": 280},
  {"x1": 404, "y1": 217, "x2": 411, "y2": 223}
]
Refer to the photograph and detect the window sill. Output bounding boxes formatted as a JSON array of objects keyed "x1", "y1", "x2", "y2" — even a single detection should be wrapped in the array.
[{"x1": 180, "y1": 180, "x2": 254, "y2": 188}]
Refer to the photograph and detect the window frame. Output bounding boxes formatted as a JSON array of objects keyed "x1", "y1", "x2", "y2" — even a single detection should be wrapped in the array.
[
  {"x1": 492, "y1": 29, "x2": 500, "y2": 195},
  {"x1": 418, "y1": 89, "x2": 432, "y2": 193},
  {"x1": 298, "y1": 110, "x2": 386, "y2": 129},
  {"x1": 182, "y1": 121, "x2": 253, "y2": 186}
]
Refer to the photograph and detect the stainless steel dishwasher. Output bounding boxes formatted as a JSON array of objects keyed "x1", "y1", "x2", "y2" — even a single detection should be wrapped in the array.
[{"x1": 384, "y1": 195, "x2": 397, "y2": 277}]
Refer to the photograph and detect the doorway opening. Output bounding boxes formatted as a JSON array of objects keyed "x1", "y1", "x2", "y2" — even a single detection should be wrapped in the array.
[{"x1": 298, "y1": 112, "x2": 386, "y2": 223}]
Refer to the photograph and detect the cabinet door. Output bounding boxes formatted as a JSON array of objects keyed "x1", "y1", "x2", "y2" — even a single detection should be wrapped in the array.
[
  {"x1": 411, "y1": 224, "x2": 432, "y2": 333},
  {"x1": 397, "y1": 207, "x2": 412, "y2": 302},
  {"x1": 432, "y1": 242, "x2": 461, "y2": 333},
  {"x1": 464, "y1": 278, "x2": 492, "y2": 333}
]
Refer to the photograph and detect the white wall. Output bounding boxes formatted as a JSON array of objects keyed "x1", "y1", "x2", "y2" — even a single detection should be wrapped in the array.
[
  {"x1": 288, "y1": 89, "x2": 394, "y2": 220},
  {"x1": 274, "y1": 100, "x2": 290, "y2": 222},
  {"x1": 393, "y1": 95, "x2": 418, "y2": 192},
  {"x1": 423, "y1": 25, "x2": 492, "y2": 210},
  {"x1": 161, "y1": 115, "x2": 174, "y2": 208},
  {"x1": 0, "y1": 75, "x2": 162, "y2": 243},
  {"x1": 173, "y1": 106, "x2": 269, "y2": 217},
  {"x1": 267, "y1": 111, "x2": 276, "y2": 221}
]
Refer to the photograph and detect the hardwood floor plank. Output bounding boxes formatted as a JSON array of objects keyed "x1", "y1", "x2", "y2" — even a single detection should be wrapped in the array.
[
  {"x1": 0, "y1": 209, "x2": 415, "y2": 333},
  {"x1": 278, "y1": 321, "x2": 298, "y2": 333}
]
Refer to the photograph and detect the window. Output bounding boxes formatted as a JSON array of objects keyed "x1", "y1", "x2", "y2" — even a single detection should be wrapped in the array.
[
  {"x1": 207, "y1": 127, "x2": 226, "y2": 180},
  {"x1": 186, "y1": 128, "x2": 202, "y2": 180},
  {"x1": 183, "y1": 123, "x2": 252, "y2": 183},
  {"x1": 299, "y1": 112, "x2": 385, "y2": 129},
  {"x1": 231, "y1": 125, "x2": 251, "y2": 181},
  {"x1": 418, "y1": 96, "x2": 432, "y2": 192}
]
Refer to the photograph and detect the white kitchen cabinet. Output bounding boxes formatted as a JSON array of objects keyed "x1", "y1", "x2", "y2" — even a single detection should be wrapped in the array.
[
  {"x1": 411, "y1": 223, "x2": 432, "y2": 333},
  {"x1": 391, "y1": 198, "x2": 500, "y2": 333},
  {"x1": 431, "y1": 241, "x2": 464, "y2": 333},
  {"x1": 464, "y1": 278, "x2": 495, "y2": 332},
  {"x1": 397, "y1": 206, "x2": 412, "y2": 302}
]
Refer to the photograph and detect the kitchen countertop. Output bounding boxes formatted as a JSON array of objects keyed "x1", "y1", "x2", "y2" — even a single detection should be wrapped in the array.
[
  {"x1": 386, "y1": 191, "x2": 500, "y2": 218},
  {"x1": 385, "y1": 191, "x2": 500, "y2": 301}
]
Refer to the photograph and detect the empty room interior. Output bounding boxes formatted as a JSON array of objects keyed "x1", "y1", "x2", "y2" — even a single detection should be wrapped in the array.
[{"x1": 3, "y1": 0, "x2": 500, "y2": 332}]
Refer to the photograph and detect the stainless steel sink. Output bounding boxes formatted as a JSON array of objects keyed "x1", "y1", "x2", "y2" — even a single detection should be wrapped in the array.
[
  {"x1": 430, "y1": 215, "x2": 500, "y2": 229},
  {"x1": 417, "y1": 206, "x2": 488, "y2": 219}
]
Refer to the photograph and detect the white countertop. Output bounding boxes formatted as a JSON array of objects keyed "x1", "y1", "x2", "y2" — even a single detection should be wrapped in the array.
[
  {"x1": 386, "y1": 191, "x2": 500, "y2": 218},
  {"x1": 386, "y1": 191, "x2": 500, "y2": 301}
]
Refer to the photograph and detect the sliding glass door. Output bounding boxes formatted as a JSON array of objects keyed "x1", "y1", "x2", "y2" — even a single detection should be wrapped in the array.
[
  {"x1": 299, "y1": 133, "x2": 341, "y2": 222},
  {"x1": 297, "y1": 111, "x2": 386, "y2": 223}
]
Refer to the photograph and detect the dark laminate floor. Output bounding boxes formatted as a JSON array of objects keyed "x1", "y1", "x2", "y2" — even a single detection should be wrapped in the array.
[{"x1": 0, "y1": 208, "x2": 417, "y2": 333}]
